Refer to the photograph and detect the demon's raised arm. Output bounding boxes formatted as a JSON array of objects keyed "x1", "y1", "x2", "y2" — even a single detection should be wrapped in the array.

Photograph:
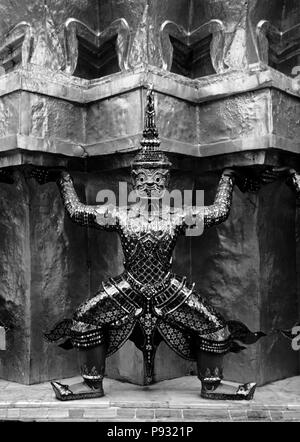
[{"x1": 182, "y1": 169, "x2": 259, "y2": 232}]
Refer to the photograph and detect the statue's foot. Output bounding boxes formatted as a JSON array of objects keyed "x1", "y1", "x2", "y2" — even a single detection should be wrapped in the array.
[
  {"x1": 201, "y1": 380, "x2": 256, "y2": 401},
  {"x1": 51, "y1": 381, "x2": 104, "y2": 401}
]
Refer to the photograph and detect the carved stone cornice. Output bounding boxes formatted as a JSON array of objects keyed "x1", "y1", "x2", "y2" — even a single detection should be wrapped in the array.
[{"x1": 0, "y1": 1, "x2": 298, "y2": 172}]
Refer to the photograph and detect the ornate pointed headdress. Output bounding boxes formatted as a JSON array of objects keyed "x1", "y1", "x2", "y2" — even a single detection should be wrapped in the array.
[{"x1": 131, "y1": 86, "x2": 172, "y2": 170}]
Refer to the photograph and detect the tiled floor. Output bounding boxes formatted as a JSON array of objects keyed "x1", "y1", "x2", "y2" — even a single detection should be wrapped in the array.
[{"x1": 0, "y1": 375, "x2": 300, "y2": 421}]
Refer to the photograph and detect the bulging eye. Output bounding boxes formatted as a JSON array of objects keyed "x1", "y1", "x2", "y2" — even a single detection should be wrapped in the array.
[
  {"x1": 137, "y1": 173, "x2": 147, "y2": 183},
  {"x1": 156, "y1": 177, "x2": 161, "y2": 183}
]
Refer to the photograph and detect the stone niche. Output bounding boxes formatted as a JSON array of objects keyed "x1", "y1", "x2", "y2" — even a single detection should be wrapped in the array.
[{"x1": 0, "y1": 0, "x2": 299, "y2": 386}]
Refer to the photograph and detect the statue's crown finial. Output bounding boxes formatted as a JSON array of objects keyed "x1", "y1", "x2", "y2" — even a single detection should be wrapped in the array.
[
  {"x1": 140, "y1": 84, "x2": 160, "y2": 149},
  {"x1": 132, "y1": 85, "x2": 171, "y2": 169}
]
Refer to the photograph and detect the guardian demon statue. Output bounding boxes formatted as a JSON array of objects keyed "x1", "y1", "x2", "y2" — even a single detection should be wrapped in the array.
[{"x1": 30, "y1": 87, "x2": 264, "y2": 401}]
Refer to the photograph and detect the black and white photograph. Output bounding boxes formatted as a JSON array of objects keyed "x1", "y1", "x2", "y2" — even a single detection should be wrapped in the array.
[{"x1": 0, "y1": 0, "x2": 299, "y2": 429}]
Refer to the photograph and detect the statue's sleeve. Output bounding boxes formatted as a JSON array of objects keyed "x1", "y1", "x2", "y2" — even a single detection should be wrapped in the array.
[
  {"x1": 57, "y1": 172, "x2": 118, "y2": 230},
  {"x1": 182, "y1": 174, "x2": 234, "y2": 232},
  {"x1": 203, "y1": 174, "x2": 234, "y2": 228}
]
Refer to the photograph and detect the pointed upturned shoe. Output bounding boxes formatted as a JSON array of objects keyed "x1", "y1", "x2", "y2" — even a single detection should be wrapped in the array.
[
  {"x1": 201, "y1": 382, "x2": 257, "y2": 401},
  {"x1": 51, "y1": 381, "x2": 104, "y2": 401}
]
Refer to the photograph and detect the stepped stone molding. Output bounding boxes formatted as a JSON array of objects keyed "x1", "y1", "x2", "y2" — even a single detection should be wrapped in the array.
[{"x1": 0, "y1": 64, "x2": 299, "y2": 173}]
